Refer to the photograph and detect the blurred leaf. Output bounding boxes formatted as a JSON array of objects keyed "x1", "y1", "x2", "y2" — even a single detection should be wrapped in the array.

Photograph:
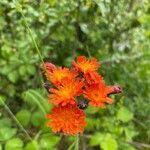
[
  {"x1": 80, "y1": 23, "x2": 89, "y2": 34},
  {"x1": 0, "y1": 127, "x2": 16, "y2": 141},
  {"x1": 7, "y1": 71, "x2": 19, "y2": 83},
  {"x1": 16, "y1": 109, "x2": 31, "y2": 127},
  {"x1": 47, "y1": 0, "x2": 57, "y2": 6},
  {"x1": 100, "y1": 134, "x2": 118, "y2": 150},
  {"x1": 19, "y1": 65, "x2": 27, "y2": 76},
  {"x1": 139, "y1": 14, "x2": 150, "y2": 25},
  {"x1": 40, "y1": 134, "x2": 60, "y2": 149},
  {"x1": 1, "y1": 45, "x2": 13, "y2": 59},
  {"x1": 31, "y1": 111, "x2": 45, "y2": 127},
  {"x1": 5, "y1": 138, "x2": 23, "y2": 150},
  {"x1": 26, "y1": 65, "x2": 36, "y2": 75},
  {"x1": 124, "y1": 128, "x2": 138, "y2": 141},
  {"x1": 117, "y1": 107, "x2": 133, "y2": 122},
  {"x1": 120, "y1": 143, "x2": 136, "y2": 150},
  {"x1": 90, "y1": 133, "x2": 103, "y2": 146},
  {"x1": 24, "y1": 141, "x2": 38, "y2": 150},
  {"x1": 90, "y1": 133, "x2": 118, "y2": 150},
  {"x1": 0, "y1": 118, "x2": 12, "y2": 128}
]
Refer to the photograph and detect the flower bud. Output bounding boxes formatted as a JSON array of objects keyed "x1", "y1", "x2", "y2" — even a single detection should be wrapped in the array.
[
  {"x1": 77, "y1": 98, "x2": 89, "y2": 110},
  {"x1": 108, "y1": 85, "x2": 122, "y2": 96},
  {"x1": 43, "y1": 81, "x2": 52, "y2": 93}
]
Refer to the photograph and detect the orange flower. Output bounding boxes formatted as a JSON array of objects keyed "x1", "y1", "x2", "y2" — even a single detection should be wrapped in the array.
[
  {"x1": 48, "y1": 67, "x2": 78, "y2": 86},
  {"x1": 47, "y1": 104, "x2": 86, "y2": 135},
  {"x1": 72, "y1": 56, "x2": 100, "y2": 74},
  {"x1": 84, "y1": 71, "x2": 103, "y2": 85},
  {"x1": 84, "y1": 83, "x2": 113, "y2": 107},
  {"x1": 48, "y1": 78, "x2": 84, "y2": 106}
]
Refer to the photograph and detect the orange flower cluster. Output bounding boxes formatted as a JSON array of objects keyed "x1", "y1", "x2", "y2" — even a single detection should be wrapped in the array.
[{"x1": 43, "y1": 56, "x2": 122, "y2": 135}]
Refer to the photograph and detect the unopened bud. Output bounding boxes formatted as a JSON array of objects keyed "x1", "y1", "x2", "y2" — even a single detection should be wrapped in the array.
[
  {"x1": 108, "y1": 85, "x2": 122, "y2": 96},
  {"x1": 42, "y1": 62, "x2": 56, "y2": 73},
  {"x1": 43, "y1": 81, "x2": 52, "y2": 93},
  {"x1": 77, "y1": 98, "x2": 89, "y2": 110}
]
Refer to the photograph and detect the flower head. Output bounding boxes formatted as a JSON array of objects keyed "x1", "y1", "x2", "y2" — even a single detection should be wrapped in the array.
[
  {"x1": 84, "y1": 83, "x2": 113, "y2": 107},
  {"x1": 84, "y1": 71, "x2": 103, "y2": 85},
  {"x1": 72, "y1": 56, "x2": 100, "y2": 74},
  {"x1": 48, "y1": 67, "x2": 78, "y2": 86},
  {"x1": 48, "y1": 78, "x2": 84, "y2": 106},
  {"x1": 47, "y1": 104, "x2": 86, "y2": 135},
  {"x1": 42, "y1": 55, "x2": 122, "y2": 135}
]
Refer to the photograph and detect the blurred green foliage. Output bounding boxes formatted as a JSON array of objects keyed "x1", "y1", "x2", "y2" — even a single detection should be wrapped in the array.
[{"x1": 0, "y1": 0, "x2": 150, "y2": 149}]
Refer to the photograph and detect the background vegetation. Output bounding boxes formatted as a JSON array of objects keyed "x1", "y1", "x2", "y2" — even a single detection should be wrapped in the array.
[{"x1": 0, "y1": 0, "x2": 150, "y2": 149}]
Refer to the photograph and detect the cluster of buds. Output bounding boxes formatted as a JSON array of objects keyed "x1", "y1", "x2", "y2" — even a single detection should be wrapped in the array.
[{"x1": 42, "y1": 56, "x2": 122, "y2": 135}]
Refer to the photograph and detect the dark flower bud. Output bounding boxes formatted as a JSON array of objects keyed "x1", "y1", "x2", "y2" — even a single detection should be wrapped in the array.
[
  {"x1": 43, "y1": 81, "x2": 52, "y2": 93},
  {"x1": 77, "y1": 98, "x2": 89, "y2": 110}
]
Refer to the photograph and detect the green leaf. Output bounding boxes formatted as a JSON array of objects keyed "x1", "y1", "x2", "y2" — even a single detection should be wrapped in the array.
[
  {"x1": 0, "y1": 118, "x2": 12, "y2": 128},
  {"x1": 7, "y1": 71, "x2": 19, "y2": 83},
  {"x1": 16, "y1": 109, "x2": 31, "y2": 127},
  {"x1": 117, "y1": 107, "x2": 133, "y2": 122},
  {"x1": 13, "y1": 1, "x2": 22, "y2": 12},
  {"x1": 26, "y1": 65, "x2": 36, "y2": 75},
  {"x1": 90, "y1": 133, "x2": 104, "y2": 146},
  {"x1": 19, "y1": 65, "x2": 27, "y2": 76},
  {"x1": 5, "y1": 138, "x2": 23, "y2": 150},
  {"x1": 25, "y1": 140, "x2": 38, "y2": 150},
  {"x1": 90, "y1": 133, "x2": 118, "y2": 150},
  {"x1": 138, "y1": 14, "x2": 150, "y2": 25},
  {"x1": 40, "y1": 134, "x2": 60, "y2": 149},
  {"x1": 121, "y1": 143, "x2": 136, "y2": 150},
  {"x1": 80, "y1": 23, "x2": 89, "y2": 34},
  {"x1": 1, "y1": 45, "x2": 13, "y2": 58},
  {"x1": 0, "y1": 127, "x2": 16, "y2": 141},
  {"x1": 31, "y1": 111, "x2": 45, "y2": 127},
  {"x1": 124, "y1": 128, "x2": 138, "y2": 141},
  {"x1": 100, "y1": 134, "x2": 118, "y2": 150},
  {"x1": 47, "y1": 0, "x2": 57, "y2": 6}
]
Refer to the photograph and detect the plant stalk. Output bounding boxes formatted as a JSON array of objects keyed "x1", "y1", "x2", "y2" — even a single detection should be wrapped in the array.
[{"x1": 75, "y1": 134, "x2": 79, "y2": 150}]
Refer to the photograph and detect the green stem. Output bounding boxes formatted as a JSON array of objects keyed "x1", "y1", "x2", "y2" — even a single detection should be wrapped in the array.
[
  {"x1": 0, "y1": 98, "x2": 32, "y2": 141},
  {"x1": 34, "y1": 130, "x2": 42, "y2": 141},
  {"x1": 86, "y1": 46, "x2": 92, "y2": 58},
  {"x1": 75, "y1": 134, "x2": 79, "y2": 150},
  {"x1": 12, "y1": 0, "x2": 44, "y2": 65},
  {"x1": 67, "y1": 141, "x2": 75, "y2": 150},
  {"x1": 13, "y1": 0, "x2": 47, "y2": 84}
]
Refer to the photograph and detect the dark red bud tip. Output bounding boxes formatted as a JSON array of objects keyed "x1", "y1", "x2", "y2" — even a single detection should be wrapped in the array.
[
  {"x1": 110, "y1": 85, "x2": 123, "y2": 95},
  {"x1": 42, "y1": 62, "x2": 56, "y2": 72}
]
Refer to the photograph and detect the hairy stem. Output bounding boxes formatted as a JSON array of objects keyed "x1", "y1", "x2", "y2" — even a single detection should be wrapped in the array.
[
  {"x1": 75, "y1": 134, "x2": 79, "y2": 150},
  {"x1": 13, "y1": 0, "x2": 44, "y2": 65},
  {"x1": 0, "y1": 98, "x2": 32, "y2": 141}
]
